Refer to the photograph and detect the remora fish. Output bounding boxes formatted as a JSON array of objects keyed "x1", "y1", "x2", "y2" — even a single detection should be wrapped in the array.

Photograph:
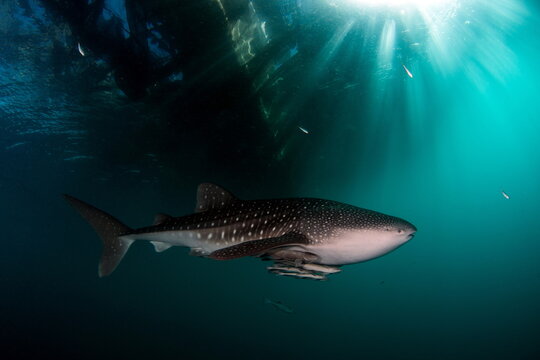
[
  {"x1": 271, "y1": 271, "x2": 327, "y2": 281},
  {"x1": 302, "y1": 263, "x2": 341, "y2": 274},
  {"x1": 64, "y1": 183, "x2": 416, "y2": 277},
  {"x1": 267, "y1": 265, "x2": 311, "y2": 274}
]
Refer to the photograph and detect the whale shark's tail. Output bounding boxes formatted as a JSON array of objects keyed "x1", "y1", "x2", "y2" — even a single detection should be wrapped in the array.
[{"x1": 64, "y1": 194, "x2": 134, "y2": 277}]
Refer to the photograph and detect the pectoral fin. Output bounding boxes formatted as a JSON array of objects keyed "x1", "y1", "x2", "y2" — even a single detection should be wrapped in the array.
[
  {"x1": 208, "y1": 232, "x2": 309, "y2": 260},
  {"x1": 263, "y1": 248, "x2": 320, "y2": 263},
  {"x1": 151, "y1": 241, "x2": 172, "y2": 253}
]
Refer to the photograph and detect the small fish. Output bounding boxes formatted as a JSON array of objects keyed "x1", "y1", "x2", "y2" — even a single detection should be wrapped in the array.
[
  {"x1": 63, "y1": 155, "x2": 95, "y2": 161},
  {"x1": 302, "y1": 263, "x2": 341, "y2": 274},
  {"x1": 261, "y1": 21, "x2": 268, "y2": 39},
  {"x1": 501, "y1": 191, "x2": 510, "y2": 199},
  {"x1": 77, "y1": 43, "x2": 86, "y2": 56},
  {"x1": 402, "y1": 65, "x2": 413, "y2": 78},
  {"x1": 5, "y1": 142, "x2": 26, "y2": 150},
  {"x1": 271, "y1": 77, "x2": 284, "y2": 86},
  {"x1": 265, "y1": 298, "x2": 293, "y2": 313},
  {"x1": 343, "y1": 82, "x2": 360, "y2": 90},
  {"x1": 298, "y1": 126, "x2": 309, "y2": 134}
]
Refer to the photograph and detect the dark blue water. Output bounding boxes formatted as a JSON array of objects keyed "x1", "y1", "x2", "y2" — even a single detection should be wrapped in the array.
[{"x1": 2, "y1": 1, "x2": 540, "y2": 359}]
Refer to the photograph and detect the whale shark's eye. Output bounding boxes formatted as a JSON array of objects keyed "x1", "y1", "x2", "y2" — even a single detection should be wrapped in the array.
[{"x1": 397, "y1": 229, "x2": 404, "y2": 234}]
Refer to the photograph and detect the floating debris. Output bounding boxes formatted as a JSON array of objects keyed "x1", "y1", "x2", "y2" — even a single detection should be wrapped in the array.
[
  {"x1": 77, "y1": 43, "x2": 86, "y2": 56},
  {"x1": 265, "y1": 298, "x2": 293, "y2": 314},
  {"x1": 298, "y1": 126, "x2": 309, "y2": 134},
  {"x1": 271, "y1": 77, "x2": 284, "y2": 86},
  {"x1": 261, "y1": 21, "x2": 268, "y2": 40},
  {"x1": 402, "y1": 64, "x2": 413, "y2": 78},
  {"x1": 343, "y1": 82, "x2": 361, "y2": 90},
  {"x1": 5, "y1": 142, "x2": 26, "y2": 150},
  {"x1": 63, "y1": 155, "x2": 95, "y2": 161},
  {"x1": 501, "y1": 190, "x2": 510, "y2": 199}
]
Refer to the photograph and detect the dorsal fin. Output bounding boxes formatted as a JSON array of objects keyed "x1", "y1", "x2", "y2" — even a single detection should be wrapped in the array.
[
  {"x1": 153, "y1": 213, "x2": 172, "y2": 225},
  {"x1": 195, "y1": 183, "x2": 237, "y2": 212}
]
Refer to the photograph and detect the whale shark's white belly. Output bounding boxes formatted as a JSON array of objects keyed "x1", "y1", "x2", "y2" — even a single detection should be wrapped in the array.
[{"x1": 306, "y1": 229, "x2": 408, "y2": 265}]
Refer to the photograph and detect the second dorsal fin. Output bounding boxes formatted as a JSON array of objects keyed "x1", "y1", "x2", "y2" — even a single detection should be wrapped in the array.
[{"x1": 195, "y1": 183, "x2": 237, "y2": 212}]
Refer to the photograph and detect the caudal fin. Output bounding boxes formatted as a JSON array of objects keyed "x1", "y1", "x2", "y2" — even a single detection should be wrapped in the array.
[{"x1": 64, "y1": 194, "x2": 134, "y2": 277}]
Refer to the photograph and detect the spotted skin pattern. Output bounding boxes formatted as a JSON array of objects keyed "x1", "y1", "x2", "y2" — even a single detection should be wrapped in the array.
[
  {"x1": 208, "y1": 233, "x2": 310, "y2": 260},
  {"x1": 65, "y1": 183, "x2": 416, "y2": 278},
  {"x1": 130, "y1": 193, "x2": 413, "y2": 248}
]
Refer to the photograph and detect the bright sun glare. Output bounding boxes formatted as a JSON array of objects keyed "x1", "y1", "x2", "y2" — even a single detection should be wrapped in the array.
[
  {"x1": 344, "y1": 0, "x2": 454, "y2": 7},
  {"x1": 323, "y1": 0, "x2": 527, "y2": 89}
]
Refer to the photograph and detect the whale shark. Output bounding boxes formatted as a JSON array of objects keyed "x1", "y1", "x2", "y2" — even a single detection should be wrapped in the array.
[{"x1": 64, "y1": 183, "x2": 416, "y2": 280}]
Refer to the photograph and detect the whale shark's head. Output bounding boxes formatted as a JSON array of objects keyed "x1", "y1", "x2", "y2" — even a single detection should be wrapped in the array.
[
  {"x1": 339, "y1": 205, "x2": 417, "y2": 243},
  {"x1": 307, "y1": 206, "x2": 417, "y2": 266},
  {"x1": 382, "y1": 216, "x2": 417, "y2": 244}
]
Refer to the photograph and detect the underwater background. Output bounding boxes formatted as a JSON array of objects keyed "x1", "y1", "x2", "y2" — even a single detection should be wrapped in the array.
[{"x1": 1, "y1": 0, "x2": 540, "y2": 359}]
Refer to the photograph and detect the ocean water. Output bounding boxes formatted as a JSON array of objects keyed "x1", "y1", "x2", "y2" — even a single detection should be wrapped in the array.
[{"x1": 1, "y1": 0, "x2": 540, "y2": 359}]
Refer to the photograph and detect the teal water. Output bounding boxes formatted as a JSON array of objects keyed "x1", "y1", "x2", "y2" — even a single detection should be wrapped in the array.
[{"x1": 1, "y1": 0, "x2": 540, "y2": 359}]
